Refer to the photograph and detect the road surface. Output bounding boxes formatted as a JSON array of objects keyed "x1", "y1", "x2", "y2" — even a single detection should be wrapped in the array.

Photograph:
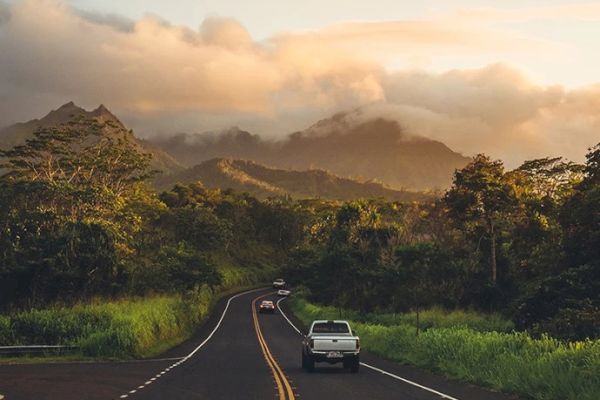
[{"x1": 0, "y1": 288, "x2": 516, "y2": 400}]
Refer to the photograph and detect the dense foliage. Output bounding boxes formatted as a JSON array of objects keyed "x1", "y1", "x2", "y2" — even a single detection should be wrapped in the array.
[
  {"x1": 284, "y1": 146, "x2": 600, "y2": 340},
  {"x1": 0, "y1": 120, "x2": 303, "y2": 309},
  {"x1": 1, "y1": 117, "x2": 598, "y2": 343}
]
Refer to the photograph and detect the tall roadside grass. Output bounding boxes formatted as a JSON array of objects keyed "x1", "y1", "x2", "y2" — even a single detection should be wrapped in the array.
[
  {"x1": 291, "y1": 298, "x2": 514, "y2": 333},
  {"x1": 290, "y1": 298, "x2": 600, "y2": 400},
  {"x1": 0, "y1": 266, "x2": 271, "y2": 359}
]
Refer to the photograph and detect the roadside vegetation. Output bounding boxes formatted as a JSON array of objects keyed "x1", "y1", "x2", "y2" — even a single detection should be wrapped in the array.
[
  {"x1": 290, "y1": 298, "x2": 600, "y2": 400},
  {"x1": 0, "y1": 115, "x2": 598, "y2": 399},
  {"x1": 0, "y1": 119, "x2": 299, "y2": 358},
  {"x1": 283, "y1": 145, "x2": 600, "y2": 344},
  {"x1": 290, "y1": 297, "x2": 514, "y2": 333},
  {"x1": 0, "y1": 271, "x2": 270, "y2": 358}
]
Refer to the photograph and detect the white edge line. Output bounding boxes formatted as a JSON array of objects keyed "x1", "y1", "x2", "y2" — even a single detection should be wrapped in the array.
[
  {"x1": 276, "y1": 298, "x2": 302, "y2": 335},
  {"x1": 182, "y1": 287, "x2": 266, "y2": 361},
  {"x1": 360, "y1": 363, "x2": 459, "y2": 400},
  {"x1": 0, "y1": 356, "x2": 187, "y2": 367},
  {"x1": 276, "y1": 297, "x2": 460, "y2": 400},
  {"x1": 117, "y1": 287, "x2": 267, "y2": 399}
]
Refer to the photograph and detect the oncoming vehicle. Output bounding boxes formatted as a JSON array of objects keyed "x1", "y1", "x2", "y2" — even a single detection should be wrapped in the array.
[
  {"x1": 272, "y1": 278, "x2": 286, "y2": 289},
  {"x1": 277, "y1": 289, "x2": 291, "y2": 296},
  {"x1": 301, "y1": 320, "x2": 360, "y2": 373},
  {"x1": 259, "y1": 300, "x2": 275, "y2": 314}
]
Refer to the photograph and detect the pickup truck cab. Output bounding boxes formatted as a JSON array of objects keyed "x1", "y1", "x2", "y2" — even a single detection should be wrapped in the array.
[{"x1": 302, "y1": 320, "x2": 360, "y2": 372}]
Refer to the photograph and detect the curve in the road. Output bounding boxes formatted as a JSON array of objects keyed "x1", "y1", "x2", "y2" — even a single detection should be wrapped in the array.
[
  {"x1": 275, "y1": 297, "x2": 460, "y2": 400},
  {"x1": 252, "y1": 293, "x2": 296, "y2": 400},
  {"x1": 117, "y1": 287, "x2": 267, "y2": 399}
]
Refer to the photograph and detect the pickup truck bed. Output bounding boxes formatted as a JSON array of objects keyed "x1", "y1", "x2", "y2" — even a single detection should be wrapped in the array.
[{"x1": 302, "y1": 320, "x2": 360, "y2": 373}]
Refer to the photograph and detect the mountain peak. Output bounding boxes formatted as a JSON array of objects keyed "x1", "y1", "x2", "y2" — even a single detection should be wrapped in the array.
[
  {"x1": 60, "y1": 101, "x2": 75, "y2": 108},
  {"x1": 40, "y1": 101, "x2": 86, "y2": 125},
  {"x1": 1, "y1": 102, "x2": 184, "y2": 174},
  {"x1": 95, "y1": 104, "x2": 109, "y2": 113},
  {"x1": 91, "y1": 104, "x2": 121, "y2": 124},
  {"x1": 54, "y1": 101, "x2": 83, "y2": 113}
]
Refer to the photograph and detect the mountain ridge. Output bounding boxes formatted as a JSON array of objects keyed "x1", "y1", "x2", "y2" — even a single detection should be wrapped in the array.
[
  {"x1": 154, "y1": 157, "x2": 429, "y2": 201},
  {"x1": 0, "y1": 102, "x2": 184, "y2": 174},
  {"x1": 150, "y1": 111, "x2": 470, "y2": 190}
]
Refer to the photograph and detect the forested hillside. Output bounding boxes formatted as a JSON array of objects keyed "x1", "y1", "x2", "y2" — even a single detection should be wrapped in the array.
[
  {"x1": 1, "y1": 115, "x2": 598, "y2": 343},
  {"x1": 0, "y1": 102, "x2": 183, "y2": 175},
  {"x1": 283, "y1": 149, "x2": 600, "y2": 341},
  {"x1": 153, "y1": 158, "x2": 428, "y2": 201},
  {"x1": 0, "y1": 118, "x2": 303, "y2": 309}
]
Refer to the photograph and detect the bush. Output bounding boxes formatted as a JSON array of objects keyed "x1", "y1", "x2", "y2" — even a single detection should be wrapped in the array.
[{"x1": 0, "y1": 315, "x2": 13, "y2": 345}]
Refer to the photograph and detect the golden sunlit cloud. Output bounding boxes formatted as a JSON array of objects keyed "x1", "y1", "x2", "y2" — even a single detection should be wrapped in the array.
[{"x1": 0, "y1": 0, "x2": 598, "y2": 166}]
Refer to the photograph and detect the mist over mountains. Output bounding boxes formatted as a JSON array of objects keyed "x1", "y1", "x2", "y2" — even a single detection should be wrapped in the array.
[
  {"x1": 150, "y1": 110, "x2": 470, "y2": 190},
  {"x1": 1, "y1": 102, "x2": 470, "y2": 198}
]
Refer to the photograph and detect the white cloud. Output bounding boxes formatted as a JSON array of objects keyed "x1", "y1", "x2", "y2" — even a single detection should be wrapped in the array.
[{"x1": 0, "y1": 0, "x2": 598, "y2": 166}]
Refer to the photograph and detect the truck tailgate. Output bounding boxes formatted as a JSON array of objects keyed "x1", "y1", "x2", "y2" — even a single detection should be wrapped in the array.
[{"x1": 313, "y1": 336, "x2": 357, "y2": 352}]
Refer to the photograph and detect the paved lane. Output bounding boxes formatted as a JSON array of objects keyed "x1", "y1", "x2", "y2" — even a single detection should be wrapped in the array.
[
  {"x1": 0, "y1": 289, "x2": 518, "y2": 400},
  {"x1": 259, "y1": 294, "x2": 515, "y2": 400}
]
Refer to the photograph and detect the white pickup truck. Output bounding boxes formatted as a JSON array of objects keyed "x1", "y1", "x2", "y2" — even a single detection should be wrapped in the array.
[{"x1": 301, "y1": 320, "x2": 360, "y2": 372}]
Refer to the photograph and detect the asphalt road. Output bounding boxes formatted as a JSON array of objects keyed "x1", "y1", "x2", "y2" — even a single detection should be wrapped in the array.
[{"x1": 0, "y1": 288, "x2": 517, "y2": 400}]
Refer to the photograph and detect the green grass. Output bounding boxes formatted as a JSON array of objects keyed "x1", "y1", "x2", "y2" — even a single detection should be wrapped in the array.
[
  {"x1": 290, "y1": 298, "x2": 600, "y2": 400},
  {"x1": 290, "y1": 298, "x2": 514, "y2": 333},
  {"x1": 0, "y1": 265, "x2": 272, "y2": 361},
  {"x1": 1, "y1": 289, "x2": 214, "y2": 358}
]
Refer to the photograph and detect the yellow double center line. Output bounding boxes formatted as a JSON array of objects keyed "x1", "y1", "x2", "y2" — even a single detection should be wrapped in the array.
[{"x1": 252, "y1": 293, "x2": 296, "y2": 400}]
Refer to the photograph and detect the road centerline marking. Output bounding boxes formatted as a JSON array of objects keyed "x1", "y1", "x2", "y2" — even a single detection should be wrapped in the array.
[{"x1": 252, "y1": 293, "x2": 296, "y2": 400}]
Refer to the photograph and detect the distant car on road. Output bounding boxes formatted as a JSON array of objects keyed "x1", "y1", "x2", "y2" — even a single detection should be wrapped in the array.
[
  {"x1": 259, "y1": 300, "x2": 275, "y2": 313},
  {"x1": 302, "y1": 320, "x2": 360, "y2": 373},
  {"x1": 272, "y1": 278, "x2": 286, "y2": 289},
  {"x1": 277, "y1": 289, "x2": 291, "y2": 297}
]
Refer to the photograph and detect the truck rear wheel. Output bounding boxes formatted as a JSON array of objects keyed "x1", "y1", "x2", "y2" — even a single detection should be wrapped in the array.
[
  {"x1": 303, "y1": 353, "x2": 315, "y2": 372},
  {"x1": 349, "y1": 356, "x2": 360, "y2": 373}
]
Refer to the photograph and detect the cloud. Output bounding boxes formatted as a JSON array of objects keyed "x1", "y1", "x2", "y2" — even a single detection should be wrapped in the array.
[
  {"x1": 76, "y1": 9, "x2": 135, "y2": 33},
  {"x1": 0, "y1": 1, "x2": 10, "y2": 24},
  {"x1": 452, "y1": 3, "x2": 600, "y2": 23},
  {"x1": 370, "y1": 65, "x2": 597, "y2": 166},
  {"x1": 0, "y1": 0, "x2": 598, "y2": 167}
]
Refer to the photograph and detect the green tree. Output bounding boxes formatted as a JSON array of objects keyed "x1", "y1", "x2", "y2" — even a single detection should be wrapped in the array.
[
  {"x1": 0, "y1": 118, "x2": 154, "y2": 306},
  {"x1": 444, "y1": 155, "x2": 517, "y2": 284}
]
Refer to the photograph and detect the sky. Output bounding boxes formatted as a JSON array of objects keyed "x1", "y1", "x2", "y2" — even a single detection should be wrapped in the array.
[{"x1": 1, "y1": 0, "x2": 599, "y2": 166}]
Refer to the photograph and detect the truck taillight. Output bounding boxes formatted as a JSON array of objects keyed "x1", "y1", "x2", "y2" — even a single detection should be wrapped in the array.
[
  {"x1": 310, "y1": 339, "x2": 314, "y2": 348},
  {"x1": 356, "y1": 338, "x2": 360, "y2": 350}
]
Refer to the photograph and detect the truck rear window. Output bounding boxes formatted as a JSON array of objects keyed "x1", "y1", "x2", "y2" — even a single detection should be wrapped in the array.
[{"x1": 312, "y1": 323, "x2": 349, "y2": 333}]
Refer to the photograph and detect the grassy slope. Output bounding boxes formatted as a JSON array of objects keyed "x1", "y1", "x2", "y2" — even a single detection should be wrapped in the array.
[
  {"x1": 0, "y1": 265, "x2": 272, "y2": 361},
  {"x1": 289, "y1": 298, "x2": 600, "y2": 400}
]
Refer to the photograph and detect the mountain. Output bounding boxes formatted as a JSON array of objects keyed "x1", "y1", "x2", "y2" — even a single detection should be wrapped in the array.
[
  {"x1": 154, "y1": 158, "x2": 428, "y2": 201},
  {"x1": 150, "y1": 111, "x2": 470, "y2": 190},
  {"x1": 0, "y1": 102, "x2": 183, "y2": 174}
]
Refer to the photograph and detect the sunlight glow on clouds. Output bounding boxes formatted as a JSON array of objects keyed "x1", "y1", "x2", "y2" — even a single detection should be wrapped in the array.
[{"x1": 0, "y1": 0, "x2": 599, "y2": 166}]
